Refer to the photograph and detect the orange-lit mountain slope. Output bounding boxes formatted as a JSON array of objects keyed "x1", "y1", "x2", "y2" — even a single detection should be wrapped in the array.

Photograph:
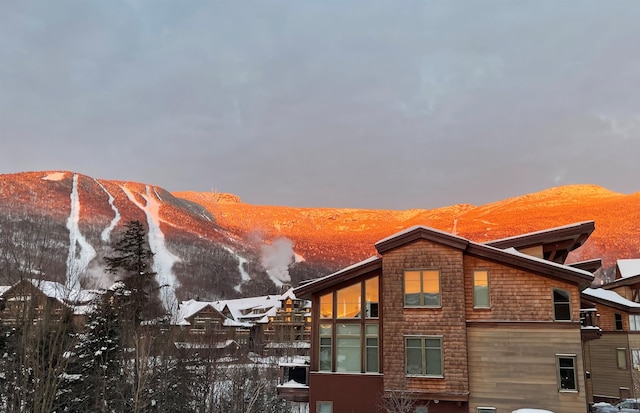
[
  {"x1": 0, "y1": 171, "x2": 637, "y2": 299},
  {"x1": 175, "y1": 184, "x2": 640, "y2": 268}
]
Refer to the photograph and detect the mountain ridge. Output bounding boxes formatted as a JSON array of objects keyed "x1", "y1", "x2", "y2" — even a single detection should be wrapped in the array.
[{"x1": 0, "y1": 171, "x2": 638, "y2": 301}]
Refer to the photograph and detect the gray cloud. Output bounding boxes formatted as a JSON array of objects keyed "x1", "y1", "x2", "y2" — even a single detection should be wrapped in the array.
[{"x1": 1, "y1": 0, "x2": 640, "y2": 210}]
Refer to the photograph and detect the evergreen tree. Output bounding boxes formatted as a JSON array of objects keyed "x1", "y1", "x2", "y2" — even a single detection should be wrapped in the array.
[{"x1": 104, "y1": 220, "x2": 164, "y2": 324}]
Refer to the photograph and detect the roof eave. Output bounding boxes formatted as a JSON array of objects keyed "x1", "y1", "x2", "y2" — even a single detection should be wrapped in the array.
[{"x1": 294, "y1": 257, "x2": 382, "y2": 299}]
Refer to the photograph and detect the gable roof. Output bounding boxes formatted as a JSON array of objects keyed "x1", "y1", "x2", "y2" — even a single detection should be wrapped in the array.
[
  {"x1": 296, "y1": 225, "x2": 594, "y2": 298},
  {"x1": 617, "y1": 259, "x2": 640, "y2": 279},
  {"x1": 483, "y1": 221, "x2": 595, "y2": 264}
]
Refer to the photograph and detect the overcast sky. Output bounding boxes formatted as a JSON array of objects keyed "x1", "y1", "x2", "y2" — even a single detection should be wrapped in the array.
[{"x1": 2, "y1": 1, "x2": 639, "y2": 210}]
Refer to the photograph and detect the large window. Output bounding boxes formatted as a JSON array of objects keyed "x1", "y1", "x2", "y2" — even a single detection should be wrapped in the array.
[
  {"x1": 405, "y1": 336, "x2": 443, "y2": 377},
  {"x1": 317, "y1": 276, "x2": 380, "y2": 373},
  {"x1": 556, "y1": 355, "x2": 577, "y2": 391},
  {"x1": 553, "y1": 289, "x2": 571, "y2": 321},
  {"x1": 633, "y1": 349, "x2": 640, "y2": 370},
  {"x1": 473, "y1": 270, "x2": 490, "y2": 308},
  {"x1": 404, "y1": 270, "x2": 440, "y2": 307},
  {"x1": 630, "y1": 315, "x2": 640, "y2": 331}
]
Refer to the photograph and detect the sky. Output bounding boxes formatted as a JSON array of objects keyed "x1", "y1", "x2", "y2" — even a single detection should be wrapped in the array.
[{"x1": 2, "y1": 1, "x2": 640, "y2": 210}]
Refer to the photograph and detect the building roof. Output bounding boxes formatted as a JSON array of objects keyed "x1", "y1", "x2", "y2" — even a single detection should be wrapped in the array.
[
  {"x1": 582, "y1": 287, "x2": 640, "y2": 312},
  {"x1": 484, "y1": 221, "x2": 595, "y2": 264},
  {"x1": 617, "y1": 259, "x2": 640, "y2": 279},
  {"x1": 296, "y1": 225, "x2": 595, "y2": 299}
]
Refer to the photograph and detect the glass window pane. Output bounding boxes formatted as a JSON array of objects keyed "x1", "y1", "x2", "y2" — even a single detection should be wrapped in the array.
[
  {"x1": 423, "y1": 271, "x2": 440, "y2": 306},
  {"x1": 365, "y1": 277, "x2": 379, "y2": 318},
  {"x1": 406, "y1": 346, "x2": 422, "y2": 375},
  {"x1": 405, "y1": 271, "x2": 421, "y2": 305},
  {"x1": 553, "y1": 289, "x2": 571, "y2": 321},
  {"x1": 317, "y1": 402, "x2": 332, "y2": 413},
  {"x1": 337, "y1": 284, "x2": 361, "y2": 318},
  {"x1": 320, "y1": 293, "x2": 333, "y2": 318},
  {"x1": 618, "y1": 349, "x2": 627, "y2": 369},
  {"x1": 473, "y1": 270, "x2": 490, "y2": 308},
  {"x1": 558, "y1": 356, "x2": 577, "y2": 390},
  {"x1": 337, "y1": 336, "x2": 361, "y2": 372},
  {"x1": 319, "y1": 324, "x2": 332, "y2": 371}
]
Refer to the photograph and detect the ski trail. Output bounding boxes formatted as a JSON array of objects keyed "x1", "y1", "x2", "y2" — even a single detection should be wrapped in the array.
[
  {"x1": 122, "y1": 184, "x2": 180, "y2": 314},
  {"x1": 94, "y1": 178, "x2": 121, "y2": 242},
  {"x1": 66, "y1": 174, "x2": 97, "y2": 288},
  {"x1": 223, "y1": 246, "x2": 251, "y2": 292}
]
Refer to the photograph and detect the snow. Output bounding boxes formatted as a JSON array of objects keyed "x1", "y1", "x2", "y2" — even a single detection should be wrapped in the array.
[
  {"x1": 65, "y1": 174, "x2": 97, "y2": 288},
  {"x1": 618, "y1": 259, "x2": 640, "y2": 278},
  {"x1": 511, "y1": 410, "x2": 555, "y2": 413},
  {"x1": 582, "y1": 288, "x2": 640, "y2": 308},
  {"x1": 222, "y1": 246, "x2": 251, "y2": 292},
  {"x1": 42, "y1": 172, "x2": 66, "y2": 181},
  {"x1": 501, "y1": 247, "x2": 594, "y2": 278},
  {"x1": 94, "y1": 178, "x2": 121, "y2": 242},
  {"x1": 122, "y1": 184, "x2": 181, "y2": 315},
  {"x1": 277, "y1": 380, "x2": 308, "y2": 389}
]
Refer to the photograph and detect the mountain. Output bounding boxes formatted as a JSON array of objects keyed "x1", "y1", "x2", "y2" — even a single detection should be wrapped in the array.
[{"x1": 0, "y1": 171, "x2": 638, "y2": 303}]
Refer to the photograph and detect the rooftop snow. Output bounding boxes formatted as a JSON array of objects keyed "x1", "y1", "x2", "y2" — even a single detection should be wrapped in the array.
[
  {"x1": 618, "y1": 259, "x2": 640, "y2": 278},
  {"x1": 583, "y1": 288, "x2": 640, "y2": 308}
]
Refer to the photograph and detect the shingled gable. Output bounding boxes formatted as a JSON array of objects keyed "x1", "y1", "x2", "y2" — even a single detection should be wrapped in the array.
[{"x1": 484, "y1": 221, "x2": 595, "y2": 264}]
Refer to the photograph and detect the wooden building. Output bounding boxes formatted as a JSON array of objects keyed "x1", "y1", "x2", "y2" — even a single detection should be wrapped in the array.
[
  {"x1": 581, "y1": 258, "x2": 640, "y2": 404},
  {"x1": 295, "y1": 223, "x2": 596, "y2": 413}
]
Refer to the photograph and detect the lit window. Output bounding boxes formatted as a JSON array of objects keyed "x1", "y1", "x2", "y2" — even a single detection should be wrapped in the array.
[
  {"x1": 617, "y1": 348, "x2": 627, "y2": 369},
  {"x1": 365, "y1": 277, "x2": 379, "y2": 318},
  {"x1": 337, "y1": 284, "x2": 361, "y2": 318},
  {"x1": 320, "y1": 293, "x2": 333, "y2": 318},
  {"x1": 336, "y1": 324, "x2": 361, "y2": 372},
  {"x1": 556, "y1": 355, "x2": 577, "y2": 391},
  {"x1": 405, "y1": 336, "x2": 443, "y2": 377},
  {"x1": 553, "y1": 289, "x2": 571, "y2": 321},
  {"x1": 404, "y1": 270, "x2": 440, "y2": 307},
  {"x1": 473, "y1": 270, "x2": 490, "y2": 308}
]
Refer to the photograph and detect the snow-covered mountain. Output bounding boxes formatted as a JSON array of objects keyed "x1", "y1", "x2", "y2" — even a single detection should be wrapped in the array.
[{"x1": 1, "y1": 171, "x2": 638, "y2": 301}]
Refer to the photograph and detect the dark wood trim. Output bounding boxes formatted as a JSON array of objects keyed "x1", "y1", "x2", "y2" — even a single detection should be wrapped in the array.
[
  {"x1": 295, "y1": 257, "x2": 382, "y2": 299},
  {"x1": 484, "y1": 221, "x2": 595, "y2": 251},
  {"x1": 374, "y1": 226, "x2": 469, "y2": 254}
]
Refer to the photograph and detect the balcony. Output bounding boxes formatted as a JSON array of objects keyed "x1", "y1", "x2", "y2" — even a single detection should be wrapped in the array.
[
  {"x1": 580, "y1": 308, "x2": 602, "y2": 341},
  {"x1": 277, "y1": 363, "x2": 309, "y2": 402}
]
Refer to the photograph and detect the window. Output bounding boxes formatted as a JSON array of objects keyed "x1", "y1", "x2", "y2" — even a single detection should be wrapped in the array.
[
  {"x1": 415, "y1": 407, "x2": 428, "y2": 413},
  {"x1": 630, "y1": 315, "x2": 640, "y2": 331},
  {"x1": 553, "y1": 289, "x2": 571, "y2": 321},
  {"x1": 615, "y1": 313, "x2": 624, "y2": 330},
  {"x1": 317, "y1": 401, "x2": 333, "y2": 413},
  {"x1": 405, "y1": 336, "x2": 443, "y2": 377},
  {"x1": 365, "y1": 324, "x2": 379, "y2": 373},
  {"x1": 320, "y1": 293, "x2": 333, "y2": 318},
  {"x1": 365, "y1": 277, "x2": 379, "y2": 318},
  {"x1": 404, "y1": 270, "x2": 440, "y2": 307},
  {"x1": 477, "y1": 409, "x2": 496, "y2": 413},
  {"x1": 337, "y1": 284, "x2": 361, "y2": 318},
  {"x1": 336, "y1": 324, "x2": 361, "y2": 372},
  {"x1": 617, "y1": 348, "x2": 627, "y2": 369},
  {"x1": 632, "y1": 349, "x2": 640, "y2": 370},
  {"x1": 319, "y1": 324, "x2": 332, "y2": 371},
  {"x1": 556, "y1": 355, "x2": 577, "y2": 391},
  {"x1": 473, "y1": 270, "x2": 490, "y2": 308}
]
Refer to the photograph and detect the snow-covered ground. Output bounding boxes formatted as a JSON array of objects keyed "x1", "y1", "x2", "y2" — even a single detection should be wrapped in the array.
[
  {"x1": 94, "y1": 178, "x2": 121, "y2": 242},
  {"x1": 65, "y1": 174, "x2": 97, "y2": 288},
  {"x1": 122, "y1": 184, "x2": 180, "y2": 314},
  {"x1": 223, "y1": 246, "x2": 251, "y2": 292}
]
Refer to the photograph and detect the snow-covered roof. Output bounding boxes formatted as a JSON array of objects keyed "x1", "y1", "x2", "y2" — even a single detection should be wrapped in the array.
[
  {"x1": 502, "y1": 247, "x2": 594, "y2": 278},
  {"x1": 582, "y1": 288, "x2": 640, "y2": 308},
  {"x1": 618, "y1": 259, "x2": 640, "y2": 279}
]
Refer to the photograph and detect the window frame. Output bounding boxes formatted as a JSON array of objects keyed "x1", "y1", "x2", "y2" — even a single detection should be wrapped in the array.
[
  {"x1": 617, "y1": 348, "x2": 628, "y2": 369},
  {"x1": 615, "y1": 313, "x2": 624, "y2": 330},
  {"x1": 405, "y1": 335, "x2": 444, "y2": 378},
  {"x1": 630, "y1": 314, "x2": 640, "y2": 331},
  {"x1": 472, "y1": 269, "x2": 490, "y2": 308},
  {"x1": 316, "y1": 276, "x2": 380, "y2": 374},
  {"x1": 317, "y1": 401, "x2": 333, "y2": 413},
  {"x1": 556, "y1": 354, "x2": 578, "y2": 392},
  {"x1": 477, "y1": 408, "x2": 496, "y2": 413},
  {"x1": 552, "y1": 288, "x2": 571, "y2": 321},
  {"x1": 404, "y1": 269, "x2": 441, "y2": 308}
]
